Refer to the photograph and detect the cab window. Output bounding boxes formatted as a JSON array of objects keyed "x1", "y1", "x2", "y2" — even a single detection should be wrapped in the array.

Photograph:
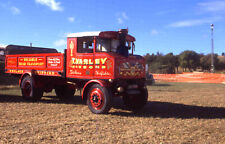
[
  {"x1": 77, "y1": 37, "x2": 93, "y2": 53},
  {"x1": 96, "y1": 39, "x2": 120, "y2": 53}
]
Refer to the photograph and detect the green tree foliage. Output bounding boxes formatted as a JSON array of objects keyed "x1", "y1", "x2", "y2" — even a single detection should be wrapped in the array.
[
  {"x1": 200, "y1": 54, "x2": 211, "y2": 71},
  {"x1": 179, "y1": 51, "x2": 200, "y2": 71},
  {"x1": 217, "y1": 55, "x2": 225, "y2": 70},
  {"x1": 144, "y1": 53, "x2": 178, "y2": 74},
  {"x1": 200, "y1": 54, "x2": 220, "y2": 71},
  {"x1": 144, "y1": 51, "x2": 224, "y2": 74},
  {"x1": 144, "y1": 53, "x2": 157, "y2": 64}
]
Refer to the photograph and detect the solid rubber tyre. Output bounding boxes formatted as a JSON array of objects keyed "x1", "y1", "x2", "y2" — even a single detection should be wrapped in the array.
[
  {"x1": 21, "y1": 76, "x2": 43, "y2": 101},
  {"x1": 87, "y1": 84, "x2": 112, "y2": 114}
]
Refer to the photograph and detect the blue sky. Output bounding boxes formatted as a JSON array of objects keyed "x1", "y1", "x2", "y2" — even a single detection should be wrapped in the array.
[{"x1": 0, "y1": 0, "x2": 225, "y2": 55}]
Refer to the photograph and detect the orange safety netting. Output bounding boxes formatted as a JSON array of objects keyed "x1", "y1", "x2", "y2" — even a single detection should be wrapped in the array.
[{"x1": 153, "y1": 73, "x2": 225, "y2": 84}]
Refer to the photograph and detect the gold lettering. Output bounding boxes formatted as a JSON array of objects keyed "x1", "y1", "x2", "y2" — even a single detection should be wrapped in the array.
[
  {"x1": 89, "y1": 59, "x2": 93, "y2": 65},
  {"x1": 101, "y1": 58, "x2": 107, "y2": 65},
  {"x1": 75, "y1": 59, "x2": 79, "y2": 64},
  {"x1": 72, "y1": 58, "x2": 76, "y2": 64},
  {"x1": 72, "y1": 58, "x2": 83, "y2": 65},
  {"x1": 83, "y1": 59, "x2": 88, "y2": 65},
  {"x1": 95, "y1": 59, "x2": 100, "y2": 65},
  {"x1": 78, "y1": 59, "x2": 83, "y2": 64}
]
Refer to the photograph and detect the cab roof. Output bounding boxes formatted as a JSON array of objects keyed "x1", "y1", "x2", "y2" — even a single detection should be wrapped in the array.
[
  {"x1": 67, "y1": 30, "x2": 136, "y2": 41},
  {"x1": 67, "y1": 31, "x2": 101, "y2": 38}
]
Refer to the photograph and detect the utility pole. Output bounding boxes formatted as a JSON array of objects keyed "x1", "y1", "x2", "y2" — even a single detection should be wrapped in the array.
[{"x1": 210, "y1": 24, "x2": 214, "y2": 73}]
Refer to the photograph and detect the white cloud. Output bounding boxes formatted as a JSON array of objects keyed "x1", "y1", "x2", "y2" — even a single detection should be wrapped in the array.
[
  {"x1": 68, "y1": 17, "x2": 75, "y2": 23},
  {"x1": 11, "y1": 6, "x2": 21, "y2": 15},
  {"x1": 198, "y1": 1, "x2": 225, "y2": 12},
  {"x1": 168, "y1": 1, "x2": 225, "y2": 28},
  {"x1": 117, "y1": 18, "x2": 123, "y2": 24},
  {"x1": 54, "y1": 39, "x2": 66, "y2": 47},
  {"x1": 168, "y1": 17, "x2": 222, "y2": 28},
  {"x1": 35, "y1": 0, "x2": 63, "y2": 11},
  {"x1": 117, "y1": 12, "x2": 128, "y2": 24},
  {"x1": 122, "y1": 12, "x2": 128, "y2": 20},
  {"x1": 151, "y1": 29, "x2": 159, "y2": 35}
]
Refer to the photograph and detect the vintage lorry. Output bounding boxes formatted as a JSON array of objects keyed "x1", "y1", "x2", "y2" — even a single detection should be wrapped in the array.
[{"x1": 4, "y1": 29, "x2": 148, "y2": 114}]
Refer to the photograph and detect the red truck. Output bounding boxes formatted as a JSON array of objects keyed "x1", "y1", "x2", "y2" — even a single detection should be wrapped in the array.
[{"x1": 5, "y1": 29, "x2": 148, "y2": 114}]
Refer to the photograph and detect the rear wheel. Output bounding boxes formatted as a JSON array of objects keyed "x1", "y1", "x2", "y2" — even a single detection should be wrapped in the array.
[
  {"x1": 87, "y1": 84, "x2": 112, "y2": 114},
  {"x1": 55, "y1": 85, "x2": 75, "y2": 100},
  {"x1": 123, "y1": 88, "x2": 148, "y2": 111},
  {"x1": 21, "y1": 76, "x2": 43, "y2": 101}
]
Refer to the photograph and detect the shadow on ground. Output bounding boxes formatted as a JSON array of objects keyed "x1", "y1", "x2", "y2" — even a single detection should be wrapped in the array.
[
  {"x1": 0, "y1": 94, "x2": 224, "y2": 119},
  {"x1": 0, "y1": 94, "x2": 84, "y2": 105},
  {"x1": 112, "y1": 98, "x2": 225, "y2": 119}
]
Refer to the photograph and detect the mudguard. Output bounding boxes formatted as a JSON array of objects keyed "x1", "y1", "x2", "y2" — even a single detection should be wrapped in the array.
[{"x1": 82, "y1": 79, "x2": 108, "y2": 100}]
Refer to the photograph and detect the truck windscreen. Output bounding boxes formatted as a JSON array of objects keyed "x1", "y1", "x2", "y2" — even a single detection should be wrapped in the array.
[{"x1": 96, "y1": 38, "x2": 132, "y2": 57}]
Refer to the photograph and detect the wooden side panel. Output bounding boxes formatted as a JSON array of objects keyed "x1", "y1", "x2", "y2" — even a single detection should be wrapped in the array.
[{"x1": 5, "y1": 53, "x2": 64, "y2": 77}]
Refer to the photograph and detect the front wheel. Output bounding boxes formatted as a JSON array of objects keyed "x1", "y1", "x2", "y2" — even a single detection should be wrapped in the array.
[
  {"x1": 123, "y1": 88, "x2": 148, "y2": 111},
  {"x1": 87, "y1": 84, "x2": 112, "y2": 114}
]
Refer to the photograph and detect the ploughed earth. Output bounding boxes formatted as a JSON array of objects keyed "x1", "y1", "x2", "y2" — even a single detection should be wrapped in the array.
[{"x1": 0, "y1": 82, "x2": 225, "y2": 143}]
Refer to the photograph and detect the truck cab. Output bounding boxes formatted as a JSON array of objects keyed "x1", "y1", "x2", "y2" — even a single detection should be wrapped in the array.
[
  {"x1": 66, "y1": 29, "x2": 148, "y2": 113},
  {"x1": 66, "y1": 29, "x2": 145, "y2": 80}
]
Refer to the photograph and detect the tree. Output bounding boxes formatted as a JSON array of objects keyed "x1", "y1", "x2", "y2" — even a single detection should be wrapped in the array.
[
  {"x1": 149, "y1": 53, "x2": 177, "y2": 74},
  {"x1": 144, "y1": 53, "x2": 157, "y2": 65},
  {"x1": 216, "y1": 55, "x2": 225, "y2": 70},
  {"x1": 200, "y1": 55, "x2": 211, "y2": 71},
  {"x1": 162, "y1": 53, "x2": 176, "y2": 74},
  {"x1": 174, "y1": 55, "x2": 180, "y2": 73},
  {"x1": 179, "y1": 51, "x2": 200, "y2": 71},
  {"x1": 144, "y1": 51, "x2": 225, "y2": 73},
  {"x1": 200, "y1": 54, "x2": 220, "y2": 71}
]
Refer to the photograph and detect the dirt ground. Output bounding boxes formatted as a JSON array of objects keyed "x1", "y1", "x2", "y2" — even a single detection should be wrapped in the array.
[{"x1": 0, "y1": 82, "x2": 224, "y2": 144}]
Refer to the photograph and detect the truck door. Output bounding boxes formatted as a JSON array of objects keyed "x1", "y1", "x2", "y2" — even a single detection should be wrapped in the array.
[
  {"x1": 93, "y1": 38, "x2": 114, "y2": 79},
  {"x1": 66, "y1": 37, "x2": 94, "y2": 79}
]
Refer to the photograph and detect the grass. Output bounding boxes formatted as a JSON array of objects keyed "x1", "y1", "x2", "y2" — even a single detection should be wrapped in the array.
[{"x1": 0, "y1": 82, "x2": 225, "y2": 143}]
